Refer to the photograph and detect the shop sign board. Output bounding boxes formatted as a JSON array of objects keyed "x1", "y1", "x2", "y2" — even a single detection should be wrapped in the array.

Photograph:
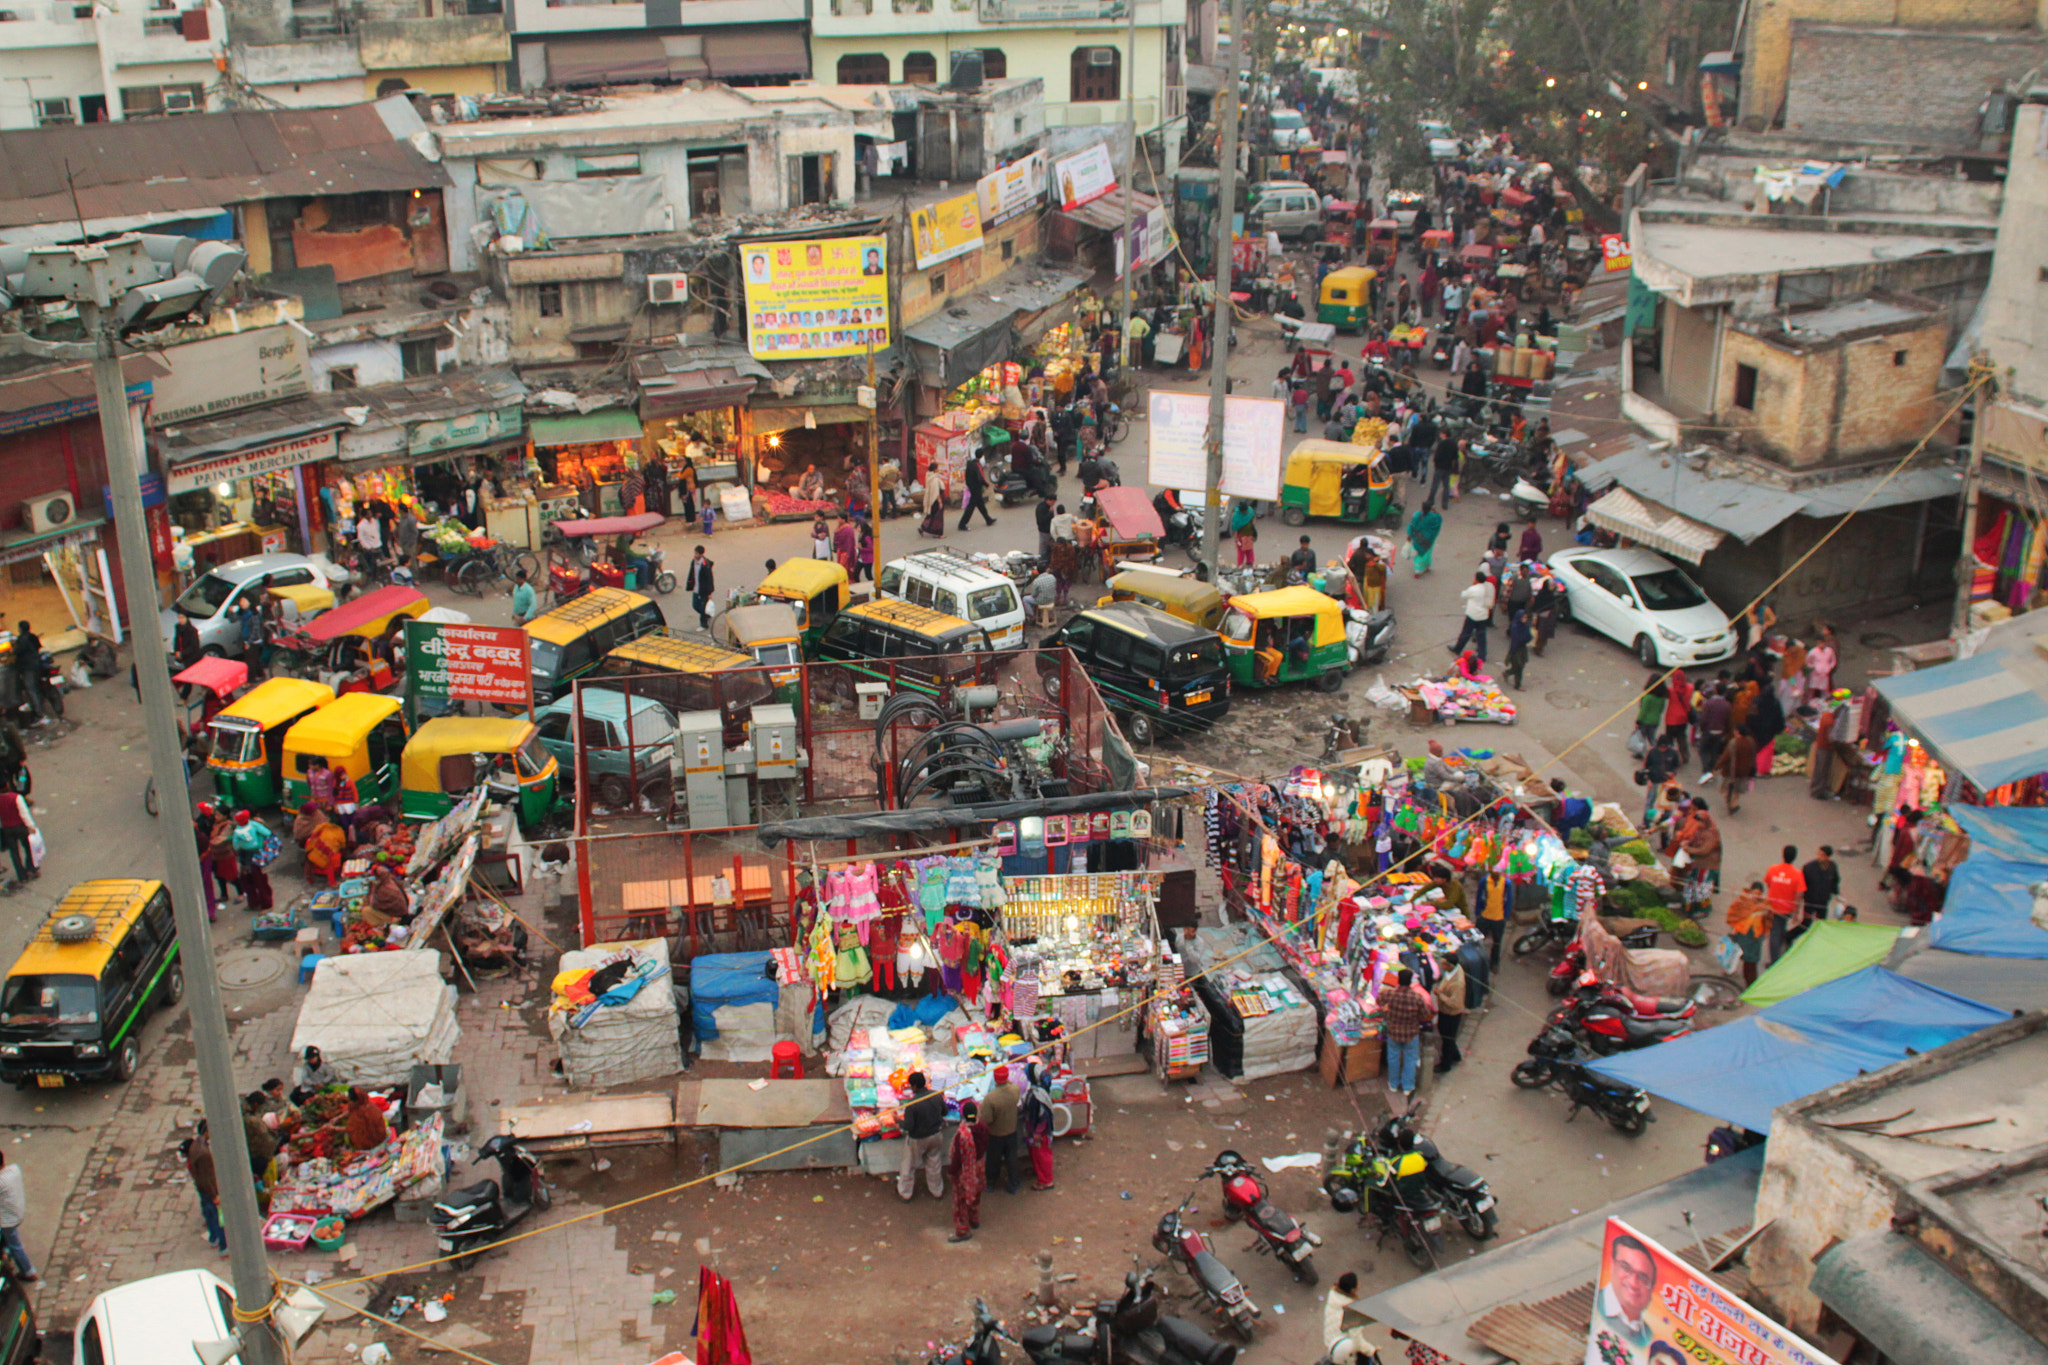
[
  {"x1": 910, "y1": 191, "x2": 985, "y2": 270},
  {"x1": 979, "y1": 0, "x2": 1124, "y2": 19},
  {"x1": 404, "y1": 619, "x2": 532, "y2": 709},
  {"x1": 410, "y1": 404, "x2": 523, "y2": 456},
  {"x1": 1145, "y1": 390, "x2": 1284, "y2": 500},
  {"x1": 339, "y1": 423, "x2": 408, "y2": 464},
  {"x1": 1114, "y1": 206, "x2": 1175, "y2": 276},
  {"x1": 1053, "y1": 144, "x2": 1117, "y2": 213},
  {"x1": 1601, "y1": 233, "x2": 1633, "y2": 273},
  {"x1": 739, "y1": 235, "x2": 892, "y2": 362},
  {"x1": 148, "y1": 325, "x2": 312, "y2": 427},
  {"x1": 0, "y1": 527, "x2": 98, "y2": 569},
  {"x1": 1587, "y1": 1220, "x2": 1837, "y2": 1365},
  {"x1": 165, "y1": 429, "x2": 339, "y2": 496},
  {"x1": 977, "y1": 151, "x2": 1048, "y2": 227}
]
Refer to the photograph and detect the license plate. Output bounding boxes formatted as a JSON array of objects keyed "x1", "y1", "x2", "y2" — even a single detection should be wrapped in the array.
[
  {"x1": 1474, "y1": 1197, "x2": 1494, "y2": 1211},
  {"x1": 1423, "y1": 1216, "x2": 1443, "y2": 1232},
  {"x1": 35, "y1": 1075, "x2": 63, "y2": 1089},
  {"x1": 1186, "y1": 691, "x2": 1211, "y2": 705}
]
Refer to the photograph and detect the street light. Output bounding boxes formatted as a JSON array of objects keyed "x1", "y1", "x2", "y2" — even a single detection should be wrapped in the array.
[{"x1": 0, "y1": 236, "x2": 282, "y2": 1365}]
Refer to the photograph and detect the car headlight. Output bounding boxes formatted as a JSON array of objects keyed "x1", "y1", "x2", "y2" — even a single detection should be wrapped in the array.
[
  {"x1": 75, "y1": 1044, "x2": 101, "y2": 1057},
  {"x1": 0, "y1": 1046, "x2": 18, "y2": 1058},
  {"x1": 1656, "y1": 626, "x2": 1684, "y2": 643}
]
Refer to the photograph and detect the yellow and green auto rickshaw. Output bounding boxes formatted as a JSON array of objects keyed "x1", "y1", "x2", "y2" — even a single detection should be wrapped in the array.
[
  {"x1": 1278, "y1": 439, "x2": 1401, "y2": 527},
  {"x1": 399, "y1": 716, "x2": 559, "y2": 831},
  {"x1": 756, "y1": 558, "x2": 852, "y2": 651},
  {"x1": 1218, "y1": 586, "x2": 1350, "y2": 692},
  {"x1": 714, "y1": 602, "x2": 804, "y2": 701},
  {"x1": 1099, "y1": 568, "x2": 1228, "y2": 632},
  {"x1": 280, "y1": 691, "x2": 411, "y2": 813},
  {"x1": 1317, "y1": 266, "x2": 1376, "y2": 333},
  {"x1": 206, "y1": 677, "x2": 337, "y2": 809}
]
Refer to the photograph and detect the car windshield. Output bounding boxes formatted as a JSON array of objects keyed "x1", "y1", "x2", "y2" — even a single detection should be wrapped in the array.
[
  {"x1": 1168, "y1": 638, "x2": 1224, "y2": 677},
  {"x1": 1220, "y1": 610, "x2": 1255, "y2": 644},
  {"x1": 754, "y1": 643, "x2": 798, "y2": 667},
  {"x1": 208, "y1": 720, "x2": 262, "y2": 764},
  {"x1": 968, "y1": 585, "x2": 1018, "y2": 622},
  {"x1": 1631, "y1": 569, "x2": 1708, "y2": 612},
  {"x1": 529, "y1": 640, "x2": 562, "y2": 684},
  {"x1": 1272, "y1": 112, "x2": 1305, "y2": 130},
  {"x1": 0, "y1": 974, "x2": 98, "y2": 1026},
  {"x1": 174, "y1": 572, "x2": 238, "y2": 618},
  {"x1": 516, "y1": 734, "x2": 552, "y2": 779}
]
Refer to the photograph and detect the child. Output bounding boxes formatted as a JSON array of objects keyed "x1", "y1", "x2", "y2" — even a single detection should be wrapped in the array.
[{"x1": 811, "y1": 515, "x2": 830, "y2": 561}]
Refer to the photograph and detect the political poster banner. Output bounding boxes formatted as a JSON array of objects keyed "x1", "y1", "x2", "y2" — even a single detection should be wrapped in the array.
[
  {"x1": 740, "y1": 236, "x2": 892, "y2": 361},
  {"x1": 405, "y1": 620, "x2": 532, "y2": 710},
  {"x1": 910, "y1": 192, "x2": 985, "y2": 269},
  {"x1": 1053, "y1": 143, "x2": 1117, "y2": 212},
  {"x1": 1587, "y1": 1220, "x2": 1839, "y2": 1365},
  {"x1": 977, "y1": 150, "x2": 1047, "y2": 227}
]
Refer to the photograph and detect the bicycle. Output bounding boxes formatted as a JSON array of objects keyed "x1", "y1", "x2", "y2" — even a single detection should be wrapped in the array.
[{"x1": 450, "y1": 543, "x2": 541, "y2": 597}]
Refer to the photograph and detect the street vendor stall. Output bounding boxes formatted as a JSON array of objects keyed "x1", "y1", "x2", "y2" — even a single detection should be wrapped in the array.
[
  {"x1": 1000, "y1": 871, "x2": 1164, "y2": 1072},
  {"x1": 549, "y1": 940, "x2": 681, "y2": 1088},
  {"x1": 1171, "y1": 922, "x2": 1319, "y2": 1081},
  {"x1": 291, "y1": 952, "x2": 460, "y2": 1086}
]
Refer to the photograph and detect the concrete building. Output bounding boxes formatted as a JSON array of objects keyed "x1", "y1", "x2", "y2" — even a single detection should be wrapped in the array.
[
  {"x1": 808, "y1": 0, "x2": 1186, "y2": 167},
  {"x1": 1748, "y1": 1011, "x2": 2048, "y2": 1363},
  {"x1": 504, "y1": 0, "x2": 808, "y2": 91},
  {"x1": 0, "y1": 0, "x2": 227, "y2": 129},
  {"x1": 222, "y1": 0, "x2": 512, "y2": 111}
]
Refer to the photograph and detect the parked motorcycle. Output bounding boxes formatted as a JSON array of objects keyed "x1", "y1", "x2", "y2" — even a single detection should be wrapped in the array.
[
  {"x1": 1704, "y1": 1125, "x2": 1767, "y2": 1165},
  {"x1": 1204, "y1": 1150, "x2": 1321, "y2": 1285},
  {"x1": 1554, "y1": 987, "x2": 1696, "y2": 1056},
  {"x1": 933, "y1": 1298, "x2": 1015, "y2": 1365},
  {"x1": 1509, "y1": 473, "x2": 1550, "y2": 522},
  {"x1": 1370, "y1": 1114, "x2": 1499, "y2": 1242},
  {"x1": 1320, "y1": 1139, "x2": 1448, "y2": 1269},
  {"x1": 1511, "y1": 1027, "x2": 1656, "y2": 1136},
  {"x1": 1346, "y1": 607, "x2": 1397, "y2": 667},
  {"x1": 1510, "y1": 913, "x2": 1578, "y2": 960},
  {"x1": 1151, "y1": 1192, "x2": 1259, "y2": 1339},
  {"x1": 1017, "y1": 1268, "x2": 1239, "y2": 1365},
  {"x1": 430, "y1": 1134, "x2": 552, "y2": 1269}
]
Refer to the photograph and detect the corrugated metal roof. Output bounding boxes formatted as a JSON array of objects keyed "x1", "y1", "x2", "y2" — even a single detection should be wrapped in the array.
[
  {"x1": 1585, "y1": 486, "x2": 1727, "y2": 563},
  {"x1": 0, "y1": 354, "x2": 168, "y2": 416},
  {"x1": 0, "y1": 98, "x2": 449, "y2": 229},
  {"x1": 904, "y1": 266, "x2": 1090, "y2": 350},
  {"x1": 1058, "y1": 190, "x2": 1162, "y2": 232},
  {"x1": 155, "y1": 366, "x2": 526, "y2": 459},
  {"x1": 1467, "y1": 1238, "x2": 1752, "y2": 1365},
  {"x1": 1577, "y1": 447, "x2": 1961, "y2": 544}
]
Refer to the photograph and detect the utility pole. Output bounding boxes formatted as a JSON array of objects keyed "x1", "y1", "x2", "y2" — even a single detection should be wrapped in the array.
[
  {"x1": 1953, "y1": 365, "x2": 1992, "y2": 638},
  {"x1": 1117, "y1": 0, "x2": 1140, "y2": 370},
  {"x1": 1200, "y1": 0, "x2": 1244, "y2": 583},
  {"x1": 83, "y1": 292, "x2": 284, "y2": 1365},
  {"x1": 865, "y1": 340, "x2": 882, "y2": 565}
]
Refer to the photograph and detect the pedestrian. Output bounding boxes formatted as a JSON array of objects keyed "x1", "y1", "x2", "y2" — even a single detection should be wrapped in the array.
[
  {"x1": 1291, "y1": 379, "x2": 1310, "y2": 433},
  {"x1": 1428, "y1": 431, "x2": 1460, "y2": 508},
  {"x1": 811, "y1": 515, "x2": 831, "y2": 562},
  {"x1": 231, "y1": 809, "x2": 275, "y2": 912},
  {"x1": 0, "y1": 788, "x2": 33, "y2": 891},
  {"x1": 1475, "y1": 865, "x2": 1509, "y2": 968},
  {"x1": 1696, "y1": 681, "x2": 1731, "y2": 776},
  {"x1": 0, "y1": 1152, "x2": 30, "y2": 1281},
  {"x1": 1290, "y1": 535, "x2": 1317, "y2": 581},
  {"x1": 1724, "y1": 881, "x2": 1771, "y2": 986},
  {"x1": 1529, "y1": 571, "x2": 1560, "y2": 654},
  {"x1": 1361, "y1": 552, "x2": 1387, "y2": 613},
  {"x1": 1230, "y1": 498, "x2": 1258, "y2": 569},
  {"x1": 1406, "y1": 501, "x2": 1441, "y2": 576},
  {"x1": 959, "y1": 453, "x2": 996, "y2": 530},
  {"x1": 510, "y1": 569, "x2": 537, "y2": 625},
  {"x1": 1763, "y1": 844, "x2": 1805, "y2": 963},
  {"x1": 1517, "y1": 522, "x2": 1543, "y2": 562},
  {"x1": 1663, "y1": 670, "x2": 1694, "y2": 765},
  {"x1": 1451, "y1": 571, "x2": 1493, "y2": 659},
  {"x1": 1801, "y1": 844, "x2": 1839, "y2": 927},
  {"x1": 1638, "y1": 734, "x2": 1679, "y2": 824},
  {"x1": 981, "y1": 1065, "x2": 1022, "y2": 1196},
  {"x1": 1324, "y1": 1272, "x2": 1376, "y2": 1364},
  {"x1": 1678, "y1": 798, "x2": 1722, "y2": 898},
  {"x1": 183, "y1": 1121, "x2": 227, "y2": 1255},
  {"x1": 1022, "y1": 1066, "x2": 1057, "y2": 1191},
  {"x1": 241, "y1": 1093, "x2": 278, "y2": 1190},
  {"x1": 1502, "y1": 608, "x2": 1532, "y2": 688},
  {"x1": 897, "y1": 1070, "x2": 945, "y2": 1200},
  {"x1": 857, "y1": 521, "x2": 875, "y2": 583},
  {"x1": 685, "y1": 546, "x2": 715, "y2": 631},
  {"x1": 947, "y1": 1099, "x2": 986, "y2": 1242},
  {"x1": 1712, "y1": 728, "x2": 1758, "y2": 812},
  {"x1": 1036, "y1": 493, "x2": 1056, "y2": 564},
  {"x1": 1379, "y1": 967, "x2": 1435, "y2": 1097},
  {"x1": 1805, "y1": 633, "x2": 1837, "y2": 701},
  {"x1": 833, "y1": 516, "x2": 858, "y2": 575},
  {"x1": 1433, "y1": 955, "x2": 1467, "y2": 1075},
  {"x1": 395, "y1": 505, "x2": 419, "y2": 571}
]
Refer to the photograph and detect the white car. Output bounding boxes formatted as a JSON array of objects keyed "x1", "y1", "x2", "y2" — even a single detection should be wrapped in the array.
[
  {"x1": 77, "y1": 1269, "x2": 235, "y2": 1365},
  {"x1": 1546, "y1": 546, "x2": 1736, "y2": 667},
  {"x1": 1270, "y1": 108, "x2": 1313, "y2": 150},
  {"x1": 1418, "y1": 120, "x2": 1462, "y2": 161}
]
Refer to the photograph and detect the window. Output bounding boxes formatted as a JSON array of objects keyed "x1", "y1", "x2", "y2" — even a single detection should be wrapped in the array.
[
  {"x1": 327, "y1": 366, "x2": 357, "y2": 390},
  {"x1": 143, "y1": 13, "x2": 178, "y2": 33},
  {"x1": 877, "y1": 565, "x2": 905, "y2": 597},
  {"x1": 536, "y1": 283, "x2": 563, "y2": 318},
  {"x1": 787, "y1": 153, "x2": 834, "y2": 206},
  {"x1": 930, "y1": 274, "x2": 946, "y2": 296},
  {"x1": 119, "y1": 83, "x2": 203, "y2": 117},
  {"x1": 979, "y1": 48, "x2": 1006, "y2": 78},
  {"x1": 536, "y1": 712, "x2": 571, "y2": 746},
  {"x1": 33, "y1": 97, "x2": 73, "y2": 126},
  {"x1": 574, "y1": 153, "x2": 641, "y2": 179},
  {"x1": 837, "y1": 53, "x2": 889, "y2": 85},
  {"x1": 1001, "y1": 239, "x2": 1014, "y2": 261},
  {"x1": 903, "y1": 52, "x2": 937, "y2": 84},
  {"x1": 1733, "y1": 362, "x2": 1758, "y2": 411},
  {"x1": 400, "y1": 337, "x2": 439, "y2": 378},
  {"x1": 1892, "y1": 349, "x2": 1907, "y2": 367},
  {"x1": 905, "y1": 577, "x2": 935, "y2": 609},
  {"x1": 1071, "y1": 46, "x2": 1120, "y2": 102},
  {"x1": 313, "y1": 191, "x2": 398, "y2": 231},
  {"x1": 1775, "y1": 271, "x2": 1831, "y2": 311},
  {"x1": 79, "y1": 1320, "x2": 104, "y2": 1365}
]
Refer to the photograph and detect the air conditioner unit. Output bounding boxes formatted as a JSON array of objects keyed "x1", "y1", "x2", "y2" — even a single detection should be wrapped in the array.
[
  {"x1": 164, "y1": 89, "x2": 197, "y2": 112},
  {"x1": 647, "y1": 272, "x2": 688, "y2": 305},
  {"x1": 21, "y1": 492, "x2": 74, "y2": 533},
  {"x1": 1087, "y1": 47, "x2": 1114, "y2": 65}
]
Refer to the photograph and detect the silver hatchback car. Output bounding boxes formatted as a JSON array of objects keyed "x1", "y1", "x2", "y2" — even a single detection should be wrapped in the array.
[{"x1": 160, "y1": 552, "x2": 340, "y2": 655}]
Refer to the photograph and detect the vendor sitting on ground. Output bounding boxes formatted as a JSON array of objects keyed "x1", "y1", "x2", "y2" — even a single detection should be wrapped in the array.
[
  {"x1": 342, "y1": 1086, "x2": 389, "y2": 1152},
  {"x1": 1445, "y1": 648, "x2": 1486, "y2": 682},
  {"x1": 794, "y1": 464, "x2": 826, "y2": 501},
  {"x1": 298, "y1": 802, "x2": 348, "y2": 881},
  {"x1": 365, "y1": 864, "x2": 409, "y2": 924},
  {"x1": 292, "y1": 1046, "x2": 339, "y2": 1104}
]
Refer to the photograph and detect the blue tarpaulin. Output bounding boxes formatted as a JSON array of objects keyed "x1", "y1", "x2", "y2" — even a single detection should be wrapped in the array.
[
  {"x1": 689, "y1": 951, "x2": 779, "y2": 1042},
  {"x1": 1588, "y1": 967, "x2": 2009, "y2": 1132},
  {"x1": 1871, "y1": 613, "x2": 2048, "y2": 792},
  {"x1": 1926, "y1": 806, "x2": 2048, "y2": 958}
]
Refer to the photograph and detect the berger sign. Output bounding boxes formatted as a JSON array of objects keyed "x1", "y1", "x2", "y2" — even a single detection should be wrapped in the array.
[{"x1": 404, "y1": 620, "x2": 533, "y2": 709}]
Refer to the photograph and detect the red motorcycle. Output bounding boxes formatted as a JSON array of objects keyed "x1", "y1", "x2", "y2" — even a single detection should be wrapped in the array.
[
  {"x1": 1547, "y1": 973, "x2": 1696, "y2": 1057},
  {"x1": 1205, "y1": 1150, "x2": 1321, "y2": 1285},
  {"x1": 1152, "y1": 1190, "x2": 1259, "y2": 1340}
]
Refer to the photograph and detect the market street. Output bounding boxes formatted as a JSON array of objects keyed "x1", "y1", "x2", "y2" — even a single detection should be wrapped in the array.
[{"x1": 0, "y1": 287, "x2": 1916, "y2": 1365}]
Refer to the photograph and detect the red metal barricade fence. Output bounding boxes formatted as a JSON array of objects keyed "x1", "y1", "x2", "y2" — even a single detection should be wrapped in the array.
[{"x1": 569, "y1": 649, "x2": 1127, "y2": 948}]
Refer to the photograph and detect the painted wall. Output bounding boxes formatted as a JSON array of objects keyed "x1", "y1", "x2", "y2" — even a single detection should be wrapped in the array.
[
  {"x1": 362, "y1": 63, "x2": 504, "y2": 98},
  {"x1": 811, "y1": 25, "x2": 1172, "y2": 131},
  {"x1": 1739, "y1": 0, "x2": 2038, "y2": 127}
]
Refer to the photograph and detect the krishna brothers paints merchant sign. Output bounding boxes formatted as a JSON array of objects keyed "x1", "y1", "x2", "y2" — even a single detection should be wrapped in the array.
[
  {"x1": 404, "y1": 620, "x2": 532, "y2": 710},
  {"x1": 740, "y1": 235, "x2": 892, "y2": 362},
  {"x1": 1588, "y1": 1220, "x2": 1839, "y2": 1365}
]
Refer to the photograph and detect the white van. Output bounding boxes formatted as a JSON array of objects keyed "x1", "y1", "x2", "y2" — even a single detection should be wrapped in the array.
[
  {"x1": 1269, "y1": 108, "x2": 1312, "y2": 150},
  {"x1": 1249, "y1": 184, "x2": 1322, "y2": 242},
  {"x1": 878, "y1": 551, "x2": 1026, "y2": 650}
]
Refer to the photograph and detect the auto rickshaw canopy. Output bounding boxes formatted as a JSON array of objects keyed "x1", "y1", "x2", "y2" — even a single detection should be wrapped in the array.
[
  {"x1": 759, "y1": 558, "x2": 850, "y2": 617},
  {"x1": 401, "y1": 717, "x2": 538, "y2": 797},
  {"x1": 215, "y1": 677, "x2": 336, "y2": 731},
  {"x1": 1224, "y1": 586, "x2": 1346, "y2": 649},
  {"x1": 1091, "y1": 486, "x2": 1166, "y2": 541},
  {"x1": 1102, "y1": 570, "x2": 1227, "y2": 629},
  {"x1": 715, "y1": 602, "x2": 802, "y2": 651},
  {"x1": 283, "y1": 691, "x2": 404, "y2": 761},
  {"x1": 304, "y1": 585, "x2": 430, "y2": 642},
  {"x1": 1283, "y1": 440, "x2": 1394, "y2": 518},
  {"x1": 172, "y1": 656, "x2": 248, "y2": 699},
  {"x1": 552, "y1": 512, "x2": 665, "y2": 539},
  {"x1": 1319, "y1": 267, "x2": 1374, "y2": 309}
]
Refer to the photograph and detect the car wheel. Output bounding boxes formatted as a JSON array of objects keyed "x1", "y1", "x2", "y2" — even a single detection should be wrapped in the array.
[
  {"x1": 162, "y1": 961, "x2": 185, "y2": 1008},
  {"x1": 596, "y1": 773, "x2": 632, "y2": 808},
  {"x1": 111, "y1": 1037, "x2": 140, "y2": 1083},
  {"x1": 1281, "y1": 506, "x2": 1308, "y2": 527},
  {"x1": 144, "y1": 777, "x2": 159, "y2": 818},
  {"x1": 202, "y1": 645, "x2": 227, "y2": 660},
  {"x1": 1634, "y1": 634, "x2": 1658, "y2": 667},
  {"x1": 1124, "y1": 711, "x2": 1156, "y2": 745},
  {"x1": 1557, "y1": 590, "x2": 1574, "y2": 623}
]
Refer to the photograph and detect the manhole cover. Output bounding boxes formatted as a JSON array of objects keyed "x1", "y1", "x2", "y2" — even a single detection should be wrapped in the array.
[
  {"x1": 217, "y1": 950, "x2": 285, "y2": 990},
  {"x1": 1545, "y1": 690, "x2": 1592, "y2": 710}
]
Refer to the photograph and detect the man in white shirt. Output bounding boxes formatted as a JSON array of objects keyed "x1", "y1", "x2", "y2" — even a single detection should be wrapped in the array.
[
  {"x1": 1452, "y1": 570, "x2": 1495, "y2": 659},
  {"x1": 1322, "y1": 1273, "x2": 1376, "y2": 1363},
  {"x1": 0, "y1": 1151, "x2": 34, "y2": 1281},
  {"x1": 1442, "y1": 280, "x2": 1465, "y2": 318},
  {"x1": 354, "y1": 512, "x2": 383, "y2": 569}
]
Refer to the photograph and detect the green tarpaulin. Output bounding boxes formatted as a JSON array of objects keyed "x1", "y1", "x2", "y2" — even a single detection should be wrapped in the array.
[{"x1": 1741, "y1": 920, "x2": 1902, "y2": 1006}]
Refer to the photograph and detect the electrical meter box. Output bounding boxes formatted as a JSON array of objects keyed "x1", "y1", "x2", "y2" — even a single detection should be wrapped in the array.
[
  {"x1": 855, "y1": 681, "x2": 890, "y2": 721},
  {"x1": 674, "y1": 709, "x2": 726, "y2": 829},
  {"x1": 752, "y1": 704, "x2": 800, "y2": 780}
]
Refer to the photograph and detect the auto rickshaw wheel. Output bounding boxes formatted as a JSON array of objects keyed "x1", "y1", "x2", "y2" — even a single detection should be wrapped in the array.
[
  {"x1": 1281, "y1": 506, "x2": 1308, "y2": 527},
  {"x1": 1318, "y1": 668, "x2": 1347, "y2": 693}
]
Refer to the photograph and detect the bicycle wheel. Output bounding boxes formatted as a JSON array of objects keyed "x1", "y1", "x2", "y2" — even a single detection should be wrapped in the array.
[
  {"x1": 454, "y1": 559, "x2": 490, "y2": 596},
  {"x1": 512, "y1": 551, "x2": 541, "y2": 583}
]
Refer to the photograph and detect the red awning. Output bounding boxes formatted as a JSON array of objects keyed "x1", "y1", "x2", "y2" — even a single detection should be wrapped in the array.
[
  {"x1": 552, "y1": 513, "x2": 666, "y2": 539},
  {"x1": 304, "y1": 585, "x2": 428, "y2": 642},
  {"x1": 1092, "y1": 486, "x2": 1164, "y2": 540},
  {"x1": 172, "y1": 656, "x2": 247, "y2": 697}
]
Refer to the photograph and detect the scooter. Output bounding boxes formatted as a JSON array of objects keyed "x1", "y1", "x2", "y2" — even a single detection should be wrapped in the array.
[
  {"x1": 1345, "y1": 607, "x2": 1397, "y2": 667},
  {"x1": 1154, "y1": 491, "x2": 1202, "y2": 558},
  {"x1": 1553, "y1": 967, "x2": 1698, "y2": 1022},
  {"x1": 1151, "y1": 1192, "x2": 1259, "y2": 1340},
  {"x1": 1511, "y1": 1027, "x2": 1656, "y2": 1136},
  {"x1": 1370, "y1": 1114, "x2": 1499, "y2": 1242},
  {"x1": 1509, "y1": 474, "x2": 1549, "y2": 521},
  {"x1": 1017, "y1": 1268, "x2": 1238, "y2": 1365},
  {"x1": 1204, "y1": 1150, "x2": 1321, "y2": 1285},
  {"x1": 430, "y1": 1134, "x2": 552, "y2": 1269},
  {"x1": 933, "y1": 1298, "x2": 1016, "y2": 1365},
  {"x1": 1570, "y1": 998, "x2": 1696, "y2": 1056}
]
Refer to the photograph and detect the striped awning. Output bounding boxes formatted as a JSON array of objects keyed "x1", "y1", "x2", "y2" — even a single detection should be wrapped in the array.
[
  {"x1": 1583, "y1": 486, "x2": 1724, "y2": 564},
  {"x1": 1873, "y1": 610, "x2": 2048, "y2": 791}
]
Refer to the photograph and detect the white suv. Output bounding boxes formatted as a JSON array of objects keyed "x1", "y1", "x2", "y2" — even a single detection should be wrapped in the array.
[{"x1": 877, "y1": 552, "x2": 1025, "y2": 649}]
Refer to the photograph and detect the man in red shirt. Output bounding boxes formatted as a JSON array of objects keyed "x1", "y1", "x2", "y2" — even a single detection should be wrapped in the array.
[{"x1": 1762, "y1": 844, "x2": 1805, "y2": 963}]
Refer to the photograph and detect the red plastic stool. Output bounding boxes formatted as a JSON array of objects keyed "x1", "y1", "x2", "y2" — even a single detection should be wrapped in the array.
[{"x1": 769, "y1": 1040, "x2": 804, "y2": 1080}]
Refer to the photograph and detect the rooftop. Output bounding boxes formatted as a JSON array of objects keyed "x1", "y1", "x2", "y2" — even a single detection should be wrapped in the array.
[
  {"x1": 1634, "y1": 221, "x2": 1991, "y2": 283},
  {"x1": 432, "y1": 83, "x2": 894, "y2": 155}
]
